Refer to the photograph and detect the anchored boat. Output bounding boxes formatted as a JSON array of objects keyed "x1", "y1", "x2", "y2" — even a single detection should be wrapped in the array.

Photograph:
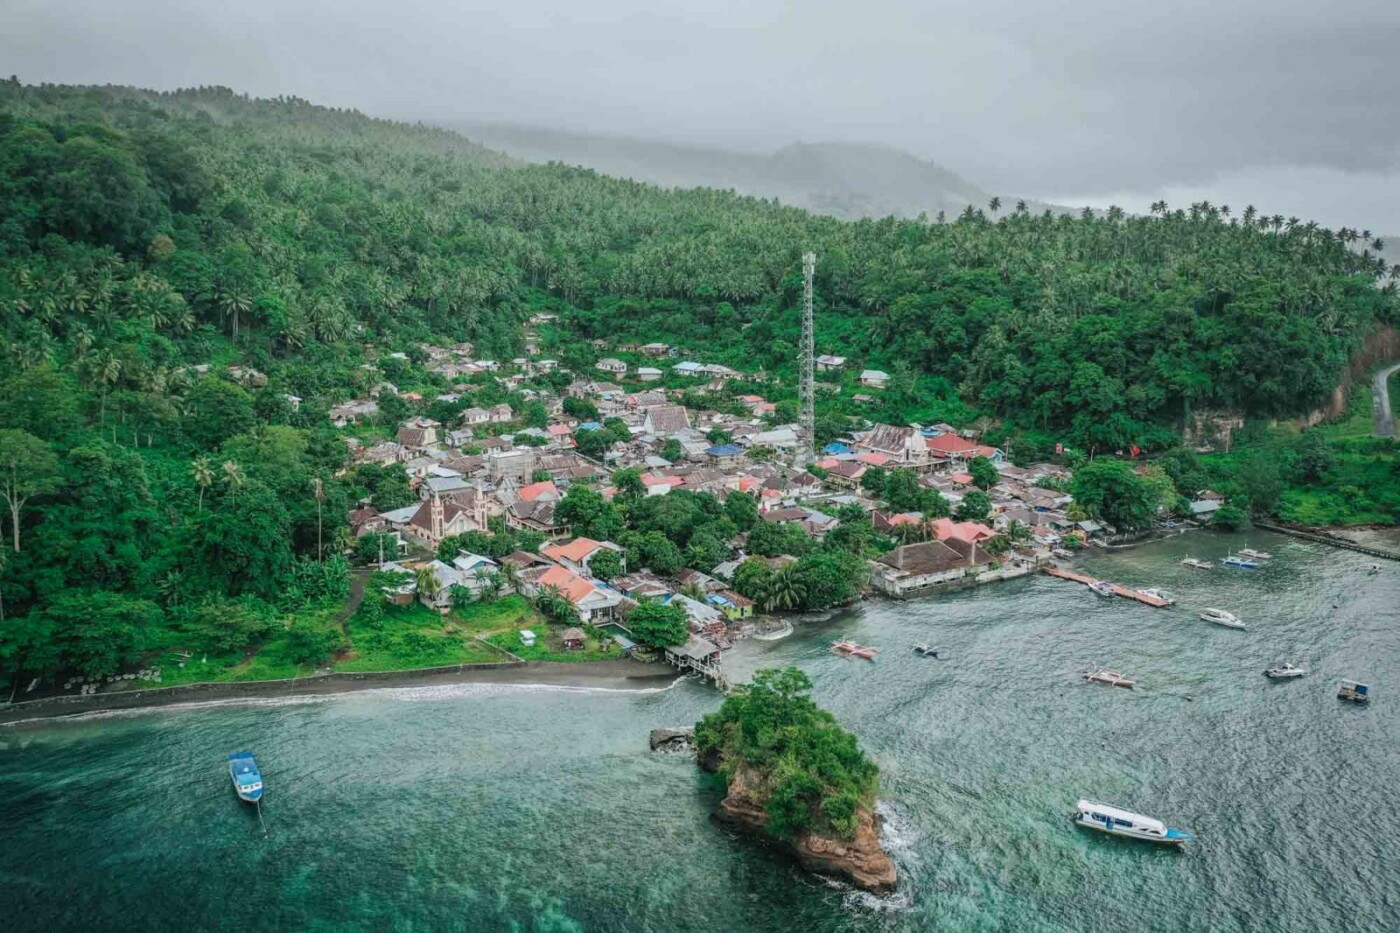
[
  {"x1": 1180, "y1": 558, "x2": 1213, "y2": 570},
  {"x1": 1264, "y1": 662, "x2": 1306, "y2": 680},
  {"x1": 228, "y1": 751, "x2": 264, "y2": 803},
  {"x1": 1221, "y1": 554, "x2": 1259, "y2": 569},
  {"x1": 1073, "y1": 800, "x2": 1193, "y2": 846},
  {"x1": 830, "y1": 640, "x2": 877, "y2": 660},
  {"x1": 912, "y1": 644, "x2": 942, "y2": 658},
  {"x1": 1200, "y1": 608, "x2": 1246, "y2": 629},
  {"x1": 1089, "y1": 581, "x2": 1115, "y2": 598},
  {"x1": 1237, "y1": 548, "x2": 1272, "y2": 561},
  {"x1": 1338, "y1": 680, "x2": 1371, "y2": 703},
  {"x1": 1083, "y1": 669, "x2": 1134, "y2": 688}
]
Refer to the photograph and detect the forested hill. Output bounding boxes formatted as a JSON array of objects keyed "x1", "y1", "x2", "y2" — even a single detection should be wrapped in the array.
[
  {"x1": 1, "y1": 80, "x2": 1397, "y2": 455},
  {"x1": 456, "y1": 123, "x2": 1012, "y2": 220}
]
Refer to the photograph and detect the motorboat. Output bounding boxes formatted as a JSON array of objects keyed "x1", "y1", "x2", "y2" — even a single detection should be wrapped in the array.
[
  {"x1": 1089, "y1": 581, "x2": 1115, "y2": 598},
  {"x1": 1264, "y1": 662, "x2": 1306, "y2": 680},
  {"x1": 1200, "y1": 608, "x2": 1245, "y2": 629},
  {"x1": 1237, "y1": 548, "x2": 1272, "y2": 561},
  {"x1": 1369, "y1": 564, "x2": 1382, "y2": 575},
  {"x1": 912, "y1": 644, "x2": 942, "y2": 658},
  {"x1": 1073, "y1": 800, "x2": 1193, "y2": 846},
  {"x1": 1221, "y1": 554, "x2": 1259, "y2": 569},
  {"x1": 1083, "y1": 669, "x2": 1134, "y2": 688},
  {"x1": 1180, "y1": 558, "x2": 1213, "y2": 570},
  {"x1": 1137, "y1": 587, "x2": 1176, "y2": 605},
  {"x1": 228, "y1": 751, "x2": 264, "y2": 803},
  {"x1": 1338, "y1": 680, "x2": 1371, "y2": 703}
]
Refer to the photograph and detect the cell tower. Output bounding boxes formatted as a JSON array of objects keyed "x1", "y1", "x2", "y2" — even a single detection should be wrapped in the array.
[{"x1": 798, "y1": 251, "x2": 816, "y2": 466}]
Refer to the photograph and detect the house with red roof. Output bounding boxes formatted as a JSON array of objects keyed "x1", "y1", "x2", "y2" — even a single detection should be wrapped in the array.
[
  {"x1": 541, "y1": 537, "x2": 626, "y2": 576},
  {"x1": 523, "y1": 565, "x2": 629, "y2": 622}
]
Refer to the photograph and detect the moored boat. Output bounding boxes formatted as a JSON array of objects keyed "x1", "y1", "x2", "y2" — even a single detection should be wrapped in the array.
[
  {"x1": 1083, "y1": 669, "x2": 1134, "y2": 688},
  {"x1": 1200, "y1": 608, "x2": 1245, "y2": 629},
  {"x1": 1089, "y1": 581, "x2": 1115, "y2": 597},
  {"x1": 1264, "y1": 662, "x2": 1306, "y2": 679},
  {"x1": 1221, "y1": 554, "x2": 1259, "y2": 569},
  {"x1": 228, "y1": 751, "x2": 264, "y2": 803},
  {"x1": 831, "y1": 640, "x2": 877, "y2": 660},
  {"x1": 1180, "y1": 558, "x2": 1213, "y2": 570},
  {"x1": 1137, "y1": 587, "x2": 1176, "y2": 605},
  {"x1": 1073, "y1": 800, "x2": 1193, "y2": 846},
  {"x1": 912, "y1": 643, "x2": 941, "y2": 658},
  {"x1": 1237, "y1": 548, "x2": 1272, "y2": 561}
]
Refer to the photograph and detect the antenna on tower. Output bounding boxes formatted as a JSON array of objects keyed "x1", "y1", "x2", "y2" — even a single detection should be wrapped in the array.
[{"x1": 798, "y1": 251, "x2": 816, "y2": 467}]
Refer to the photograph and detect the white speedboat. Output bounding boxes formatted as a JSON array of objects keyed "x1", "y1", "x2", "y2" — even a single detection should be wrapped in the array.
[
  {"x1": 1200, "y1": 608, "x2": 1245, "y2": 629},
  {"x1": 1137, "y1": 587, "x2": 1176, "y2": 605},
  {"x1": 1073, "y1": 800, "x2": 1193, "y2": 846},
  {"x1": 1089, "y1": 581, "x2": 1115, "y2": 598},
  {"x1": 1264, "y1": 662, "x2": 1306, "y2": 680}
]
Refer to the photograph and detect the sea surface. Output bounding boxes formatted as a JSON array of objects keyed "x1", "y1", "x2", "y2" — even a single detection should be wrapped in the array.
[{"x1": 3, "y1": 532, "x2": 1398, "y2": 932}]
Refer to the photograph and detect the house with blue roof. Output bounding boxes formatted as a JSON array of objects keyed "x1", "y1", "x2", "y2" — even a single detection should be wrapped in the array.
[{"x1": 706, "y1": 443, "x2": 744, "y2": 466}]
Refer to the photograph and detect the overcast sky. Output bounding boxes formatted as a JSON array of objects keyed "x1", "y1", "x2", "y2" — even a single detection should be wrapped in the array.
[{"x1": 4, "y1": 0, "x2": 1399, "y2": 231}]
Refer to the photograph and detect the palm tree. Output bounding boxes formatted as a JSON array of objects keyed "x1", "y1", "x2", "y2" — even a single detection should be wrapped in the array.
[
  {"x1": 499, "y1": 559, "x2": 522, "y2": 595},
  {"x1": 988, "y1": 197, "x2": 1002, "y2": 216},
  {"x1": 191, "y1": 456, "x2": 214, "y2": 510},
  {"x1": 312, "y1": 476, "x2": 325, "y2": 560},
  {"x1": 763, "y1": 564, "x2": 806, "y2": 611},
  {"x1": 222, "y1": 460, "x2": 245, "y2": 504},
  {"x1": 415, "y1": 564, "x2": 443, "y2": 607}
]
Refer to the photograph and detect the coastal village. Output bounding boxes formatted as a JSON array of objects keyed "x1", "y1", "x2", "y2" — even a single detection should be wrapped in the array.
[{"x1": 332, "y1": 318, "x2": 1212, "y2": 685}]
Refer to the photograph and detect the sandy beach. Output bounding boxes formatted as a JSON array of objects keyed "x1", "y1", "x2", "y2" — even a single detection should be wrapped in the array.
[{"x1": 0, "y1": 660, "x2": 681, "y2": 726}]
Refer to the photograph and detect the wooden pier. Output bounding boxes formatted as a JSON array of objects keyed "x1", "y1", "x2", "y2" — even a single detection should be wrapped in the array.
[
  {"x1": 1253, "y1": 521, "x2": 1400, "y2": 563},
  {"x1": 1042, "y1": 565, "x2": 1173, "y2": 608}
]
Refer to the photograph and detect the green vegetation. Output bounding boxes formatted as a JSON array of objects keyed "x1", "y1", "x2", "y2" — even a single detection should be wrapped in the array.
[
  {"x1": 694, "y1": 667, "x2": 878, "y2": 840},
  {"x1": 1070, "y1": 460, "x2": 1176, "y2": 532},
  {"x1": 488, "y1": 625, "x2": 621, "y2": 662},
  {"x1": 624, "y1": 600, "x2": 689, "y2": 649},
  {"x1": 1, "y1": 80, "x2": 1396, "y2": 692}
]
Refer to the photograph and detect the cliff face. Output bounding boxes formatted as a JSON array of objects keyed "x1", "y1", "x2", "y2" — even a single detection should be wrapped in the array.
[{"x1": 710, "y1": 764, "x2": 897, "y2": 892}]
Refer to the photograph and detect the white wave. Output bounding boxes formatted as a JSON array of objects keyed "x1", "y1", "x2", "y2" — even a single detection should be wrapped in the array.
[{"x1": 367, "y1": 678, "x2": 687, "y2": 702}]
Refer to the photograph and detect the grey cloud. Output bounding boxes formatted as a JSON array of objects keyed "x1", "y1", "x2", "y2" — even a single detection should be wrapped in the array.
[{"x1": 2, "y1": 0, "x2": 1398, "y2": 228}]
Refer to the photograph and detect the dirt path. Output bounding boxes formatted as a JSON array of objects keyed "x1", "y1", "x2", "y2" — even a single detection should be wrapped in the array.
[{"x1": 337, "y1": 571, "x2": 369, "y2": 635}]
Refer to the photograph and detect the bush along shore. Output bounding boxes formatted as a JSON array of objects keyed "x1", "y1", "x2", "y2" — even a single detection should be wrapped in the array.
[{"x1": 688, "y1": 667, "x2": 897, "y2": 892}]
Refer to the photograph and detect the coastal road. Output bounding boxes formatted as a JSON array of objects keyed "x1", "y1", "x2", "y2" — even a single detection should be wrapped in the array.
[{"x1": 1376, "y1": 361, "x2": 1400, "y2": 438}]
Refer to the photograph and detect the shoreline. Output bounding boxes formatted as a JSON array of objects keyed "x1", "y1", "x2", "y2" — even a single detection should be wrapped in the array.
[{"x1": 0, "y1": 659, "x2": 681, "y2": 726}]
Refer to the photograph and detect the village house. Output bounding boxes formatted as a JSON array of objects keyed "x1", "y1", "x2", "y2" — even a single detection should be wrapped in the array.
[
  {"x1": 541, "y1": 537, "x2": 626, "y2": 576},
  {"x1": 595, "y1": 358, "x2": 627, "y2": 376},
  {"x1": 870, "y1": 538, "x2": 995, "y2": 597},
  {"x1": 705, "y1": 590, "x2": 755, "y2": 621},
  {"x1": 815, "y1": 354, "x2": 846, "y2": 372},
  {"x1": 396, "y1": 417, "x2": 441, "y2": 449},
  {"x1": 640, "y1": 342, "x2": 674, "y2": 357},
  {"x1": 637, "y1": 367, "x2": 663, "y2": 382},
  {"x1": 642, "y1": 405, "x2": 691, "y2": 436},
  {"x1": 415, "y1": 553, "x2": 501, "y2": 610},
  {"x1": 330, "y1": 398, "x2": 379, "y2": 427},
  {"x1": 925, "y1": 432, "x2": 1004, "y2": 466},
  {"x1": 856, "y1": 424, "x2": 929, "y2": 469},
  {"x1": 860, "y1": 369, "x2": 890, "y2": 389},
  {"x1": 523, "y1": 565, "x2": 628, "y2": 622},
  {"x1": 488, "y1": 403, "x2": 514, "y2": 423},
  {"x1": 487, "y1": 448, "x2": 535, "y2": 483}
]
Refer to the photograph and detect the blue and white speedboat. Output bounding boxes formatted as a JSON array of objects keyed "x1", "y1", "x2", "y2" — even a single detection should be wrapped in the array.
[
  {"x1": 1221, "y1": 554, "x2": 1259, "y2": 569},
  {"x1": 1073, "y1": 800, "x2": 1193, "y2": 846},
  {"x1": 228, "y1": 751, "x2": 264, "y2": 803}
]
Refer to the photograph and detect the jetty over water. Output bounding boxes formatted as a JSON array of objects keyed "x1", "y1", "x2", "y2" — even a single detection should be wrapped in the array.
[{"x1": 1043, "y1": 565, "x2": 1173, "y2": 608}]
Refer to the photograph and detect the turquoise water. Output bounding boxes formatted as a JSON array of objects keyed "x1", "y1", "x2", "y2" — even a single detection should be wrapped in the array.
[{"x1": 3, "y1": 533, "x2": 1398, "y2": 932}]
